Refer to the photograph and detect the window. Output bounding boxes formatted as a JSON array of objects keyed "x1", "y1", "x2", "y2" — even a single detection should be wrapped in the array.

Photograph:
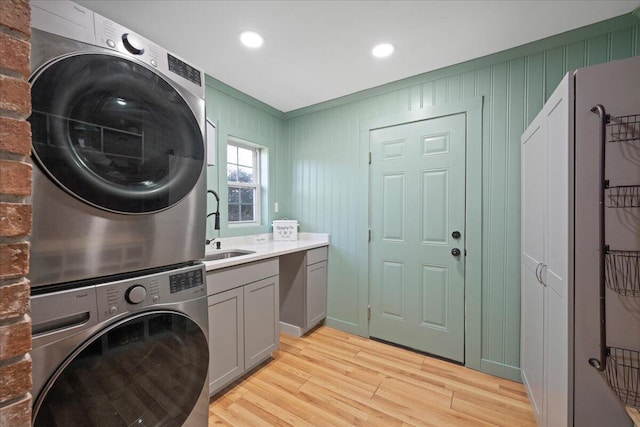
[{"x1": 227, "y1": 140, "x2": 260, "y2": 223}]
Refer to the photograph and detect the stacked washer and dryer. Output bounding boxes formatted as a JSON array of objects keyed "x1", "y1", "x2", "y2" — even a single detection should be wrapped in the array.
[{"x1": 28, "y1": 1, "x2": 210, "y2": 425}]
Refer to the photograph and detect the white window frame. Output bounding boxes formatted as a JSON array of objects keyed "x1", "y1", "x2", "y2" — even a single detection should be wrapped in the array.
[{"x1": 227, "y1": 139, "x2": 261, "y2": 225}]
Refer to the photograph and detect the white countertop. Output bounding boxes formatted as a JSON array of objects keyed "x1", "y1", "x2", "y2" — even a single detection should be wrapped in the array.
[{"x1": 202, "y1": 232, "x2": 330, "y2": 271}]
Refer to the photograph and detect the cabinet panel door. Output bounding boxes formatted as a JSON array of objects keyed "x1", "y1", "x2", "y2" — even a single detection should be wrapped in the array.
[
  {"x1": 544, "y1": 74, "x2": 571, "y2": 427},
  {"x1": 545, "y1": 78, "x2": 570, "y2": 299},
  {"x1": 546, "y1": 285, "x2": 568, "y2": 427},
  {"x1": 306, "y1": 261, "x2": 327, "y2": 328},
  {"x1": 208, "y1": 287, "x2": 244, "y2": 395},
  {"x1": 521, "y1": 109, "x2": 548, "y2": 426},
  {"x1": 521, "y1": 120, "x2": 546, "y2": 277},
  {"x1": 521, "y1": 265, "x2": 545, "y2": 425},
  {"x1": 244, "y1": 276, "x2": 279, "y2": 371}
]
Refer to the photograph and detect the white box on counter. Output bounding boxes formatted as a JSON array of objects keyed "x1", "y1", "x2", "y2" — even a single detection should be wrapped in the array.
[{"x1": 272, "y1": 220, "x2": 298, "y2": 241}]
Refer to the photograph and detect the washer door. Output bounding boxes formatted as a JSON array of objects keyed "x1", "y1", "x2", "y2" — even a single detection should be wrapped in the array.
[
  {"x1": 33, "y1": 312, "x2": 208, "y2": 426},
  {"x1": 29, "y1": 53, "x2": 204, "y2": 214}
]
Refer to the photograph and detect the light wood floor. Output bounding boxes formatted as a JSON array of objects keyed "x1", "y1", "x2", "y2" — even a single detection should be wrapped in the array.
[{"x1": 209, "y1": 326, "x2": 536, "y2": 426}]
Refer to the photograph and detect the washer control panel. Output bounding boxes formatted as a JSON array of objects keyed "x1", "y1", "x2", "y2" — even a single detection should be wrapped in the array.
[{"x1": 96, "y1": 264, "x2": 206, "y2": 321}]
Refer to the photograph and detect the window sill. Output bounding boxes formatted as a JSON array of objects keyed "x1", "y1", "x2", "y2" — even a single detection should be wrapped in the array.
[{"x1": 229, "y1": 222, "x2": 262, "y2": 228}]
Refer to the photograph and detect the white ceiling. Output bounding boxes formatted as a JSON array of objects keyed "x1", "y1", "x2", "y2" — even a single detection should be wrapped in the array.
[{"x1": 76, "y1": 1, "x2": 639, "y2": 113}]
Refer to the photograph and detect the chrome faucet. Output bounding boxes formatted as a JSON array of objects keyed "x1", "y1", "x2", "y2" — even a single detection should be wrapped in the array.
[{"x1": 206, "y1": 190, "x2": 221, "y2": 249}]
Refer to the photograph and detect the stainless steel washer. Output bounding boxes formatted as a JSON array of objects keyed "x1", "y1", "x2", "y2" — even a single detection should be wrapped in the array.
[
  {"x1": 30, "y1": 263, "x2": 209, "y2": 427},
  {"x1": 28, "y1": 1, "x2": 207, "y2": 288}
]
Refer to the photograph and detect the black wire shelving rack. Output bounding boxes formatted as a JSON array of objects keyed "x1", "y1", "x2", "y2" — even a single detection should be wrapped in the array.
[
  {"x1": 605, "y1": 249, "x2": 640, "y2": 297},
  {"x1": 589, "y1": 105, "x2": 640, "y2": 410},
  {"x1": 607, "y1": 114, "x2": 640, "y2": 143},
  {"x1": 606, "y1": 347, "x2": 640, "y2": 408},
  {"x1": 606, "y1": 185, "x2": 640, "y2": 208}
]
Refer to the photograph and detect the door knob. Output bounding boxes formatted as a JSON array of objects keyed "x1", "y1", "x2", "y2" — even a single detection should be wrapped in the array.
[
  {"x1": 451, "y1": 248, "x2": 461, "y2": 256},
  {"x1": 452, "y1": 231, "x2": 461, "y2": 239}
]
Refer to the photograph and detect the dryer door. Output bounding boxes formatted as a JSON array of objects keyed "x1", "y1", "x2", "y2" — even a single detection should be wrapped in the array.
[
  {"x1": 33, "y1": 311, "x2": 208, "y2": 426},
  {"x1": 29, "y1": 53, "x2": 204, "y2": 214}
]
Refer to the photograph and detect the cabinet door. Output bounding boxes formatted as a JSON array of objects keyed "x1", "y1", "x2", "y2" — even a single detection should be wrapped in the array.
[
  {"x1": 208, "y1": 287, "x2": 244, "y2": 396},
  {"x1": 521, "y1": 260, "x2": 546, "y2": 424},
  {"x1": 521, "y1": 113, "x2": 548, "y2": 425},
  {"x1": 244, "y1": 276, "x2": 279, "y2": 371},
  {"x1": 544, "y1": 75, "x2": 571, "y2": 427},
  {"x1": 306, "y1": 261, "x2": 327, "y2": 328}
]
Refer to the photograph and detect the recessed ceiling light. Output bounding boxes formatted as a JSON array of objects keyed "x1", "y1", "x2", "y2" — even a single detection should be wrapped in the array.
[
  {"x1": 372, "y1": 43, "x2": 395, "y2": 58},
  {"x1": 240, "y1": 31, "x2": 264, "y2": 48}
]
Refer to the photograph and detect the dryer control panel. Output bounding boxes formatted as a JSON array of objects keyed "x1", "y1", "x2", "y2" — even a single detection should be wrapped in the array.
[
  {"x1": 93, "y1": 14, "x2": 204, "y2": 99},
  {"x1": 30, "y1": 0, "x2": 204, "y2": 100},
  {"x1": 95, "y1": 264, "x2": 206, "y2": 322}
]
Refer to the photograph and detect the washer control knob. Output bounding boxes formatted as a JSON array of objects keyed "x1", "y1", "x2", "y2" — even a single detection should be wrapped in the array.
[
  {"x1": 125, "y1": 285, "x2": 147, "y2": 304},
  {"x1": 122, "y1": 33, "x2": 145, "y2": 55},
  {"x1": 109, "y1": 306, "x2": 118, "y2": 315}
]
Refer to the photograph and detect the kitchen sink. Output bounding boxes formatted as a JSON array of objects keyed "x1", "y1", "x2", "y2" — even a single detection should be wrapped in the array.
[{"x1": 203, "y1": 250, "x2": 255, "y2": 261}]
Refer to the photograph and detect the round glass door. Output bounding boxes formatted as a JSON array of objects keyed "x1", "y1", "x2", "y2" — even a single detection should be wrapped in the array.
[
  {"x1": 33, "y1": 312, "x2": 208, "y2": 427},
  {"x1": 29, "y1": 53, "x2": 204, "y2": 214}
]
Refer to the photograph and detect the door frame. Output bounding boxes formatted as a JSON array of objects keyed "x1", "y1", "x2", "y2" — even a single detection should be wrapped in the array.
[{"x1": 357, "y1": 97, "x2": 483, "y2": 370}]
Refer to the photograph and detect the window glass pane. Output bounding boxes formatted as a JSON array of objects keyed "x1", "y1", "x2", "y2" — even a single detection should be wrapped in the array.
[
  {"x1": 228, "y1": 187, "x2": 239, "y2": 204},
  {"x1": 227, "y1": 164, "x2": 238, "y2": 182},
  {"x1": 239, "y1": 188, "x2": 254, "y2": 204},
  {"x1": 238, "y1": 147, "x2": 253, "y2": 167},
  {"x1": 240, "y1": 204, "x2": 254, "y2": 221},
  {"x1": 238, "y1": 166, "x2": 253, "y2": 183},
  {"x1": 227, "y1": 141, "x2": 261, "y2": 224},
  {"x1": 227, "y1": 145, "x2": 237, "y2": 164},
  {"x1": 228, "y1": 204, "x2": 239, "y2": 222}
]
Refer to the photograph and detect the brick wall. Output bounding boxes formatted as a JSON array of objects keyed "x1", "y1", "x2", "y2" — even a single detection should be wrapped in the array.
[{"x1": 0, "y1": 0, "x2": 32, "y2": 425}]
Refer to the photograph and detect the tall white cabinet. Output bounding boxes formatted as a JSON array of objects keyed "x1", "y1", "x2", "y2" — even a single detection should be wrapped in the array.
[
  {"x1": 521, "y1": 73, "x2": 572, "y2": 427},
  {"x1": 522, "y1": 57, "x2": 640, "y2": 427}
]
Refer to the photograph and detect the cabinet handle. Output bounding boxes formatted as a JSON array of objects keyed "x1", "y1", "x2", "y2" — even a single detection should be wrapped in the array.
[
  {"x1": 540, "y1": 264, "x2": 547, "y2": 287},
  {"x1": 535, "y1": 263, "x2": 542, "y2": 284}
]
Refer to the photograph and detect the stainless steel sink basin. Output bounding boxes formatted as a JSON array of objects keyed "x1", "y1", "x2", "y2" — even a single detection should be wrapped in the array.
[{"x1": 203, "y1": 250, "x2": 255, "y2": 261}]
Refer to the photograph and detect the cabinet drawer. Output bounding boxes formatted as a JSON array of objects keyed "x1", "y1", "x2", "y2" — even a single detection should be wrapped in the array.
[
  {"x1": 207, "y1": 258, "x2": 278, "y2": 295},
  {"x1": 307, "y1": 246, "x2": 328, "y2": 265}
]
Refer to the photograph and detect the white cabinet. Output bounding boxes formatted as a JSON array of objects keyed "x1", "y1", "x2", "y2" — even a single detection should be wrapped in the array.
[
  {"x1": 206, "y1": 258, "x2": 279, "y2": 396},
  {"x1": 521, "y1": 73, "x2": 571, "y2": 427},
  {"x1": 280, "y1": 246, "x2": 328, "y2": 336}
]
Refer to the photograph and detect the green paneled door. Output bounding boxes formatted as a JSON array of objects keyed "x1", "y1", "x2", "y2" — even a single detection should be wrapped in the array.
[{"x1": 369, "y1": 114, "x2": 466, "y2": 362}]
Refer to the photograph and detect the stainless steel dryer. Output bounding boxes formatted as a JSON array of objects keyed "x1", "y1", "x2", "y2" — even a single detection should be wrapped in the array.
[
  {"x1": 28, "y1": 1, "x2": 207, "y2": 288},
  {"x1": 31, "y1": 263, "x2": 209, "y2": 427}
]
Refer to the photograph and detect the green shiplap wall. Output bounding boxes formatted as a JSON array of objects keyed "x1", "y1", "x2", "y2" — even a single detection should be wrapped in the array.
[
  {"x1": 280, "y1": 16, "x2": 640, "y2": 380},
  {"x1": 203, "y1": 79, "x2": 285, "y2": 239},
  {"x1": 205, "y1": 14, "x2": 640, "y2": 380}
]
